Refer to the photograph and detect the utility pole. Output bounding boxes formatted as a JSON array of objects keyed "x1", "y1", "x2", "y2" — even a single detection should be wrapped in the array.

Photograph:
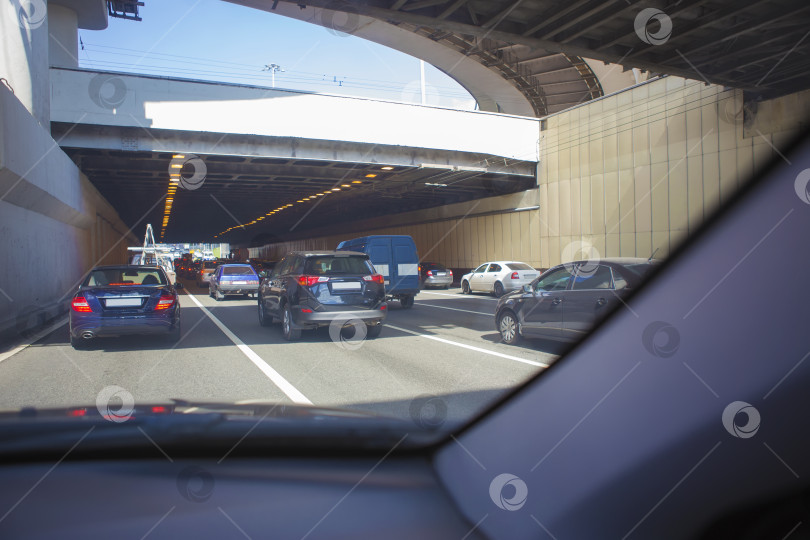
[{"x1": 263, "y1": 64, "x2": 284, "y2": 88}]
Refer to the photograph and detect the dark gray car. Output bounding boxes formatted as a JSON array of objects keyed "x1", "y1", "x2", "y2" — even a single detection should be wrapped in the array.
[{"x1": 495, "y1": 258, "x2": 658, "y2": 345}]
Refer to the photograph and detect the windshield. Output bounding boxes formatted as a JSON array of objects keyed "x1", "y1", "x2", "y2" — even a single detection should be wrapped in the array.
[{"x1": 0, "y1": 0, "x2": 803, "y2": 454}]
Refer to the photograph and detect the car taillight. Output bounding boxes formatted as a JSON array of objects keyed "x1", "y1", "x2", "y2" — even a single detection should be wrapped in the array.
[
  {"x1": 510, "y1": 272, "x2": 519, "y2": 279},
  {"x1": 298, "y1": 275, "x2": 328, "y2": 287},
  {"x1": 448, "y1": 270, "x2": 453, "y2": 275},
  {"x1": 71, "y1": 295, "x2": 92, "y2": 312},
  {"x1": 155, "y1": 294, "x2": 176, "y2": 310},
  {"x1": 426, "y1": 270, "x2": 433, "y2": 277},
  {"x1": 363, "y1": 274, "x2": 384, "y2": 284}
]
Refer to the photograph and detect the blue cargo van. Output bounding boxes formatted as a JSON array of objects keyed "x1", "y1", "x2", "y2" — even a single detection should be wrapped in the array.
[{"x1": 336, "y1": 235, "x2": 419, "y2": 308}]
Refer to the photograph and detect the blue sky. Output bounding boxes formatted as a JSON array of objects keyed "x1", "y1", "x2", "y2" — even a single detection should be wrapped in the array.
[{"x1": 78, "y1": 0, "x2": 476, "y2": 109}]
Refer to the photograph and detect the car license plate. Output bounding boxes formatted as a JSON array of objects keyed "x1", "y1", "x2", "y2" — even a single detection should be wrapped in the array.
[
  {"x1": 436, "y1": 272, "x2": 446, "y2": 276},
  {"x1": 105, "y1": 298, "x2": 141, "y2": 307},
  {"x1": 332, "y1": 282, "x2": 361, "y2": 290},
  {"x1": 232, "y1": 280, "x2": 247, "y2": 284}
]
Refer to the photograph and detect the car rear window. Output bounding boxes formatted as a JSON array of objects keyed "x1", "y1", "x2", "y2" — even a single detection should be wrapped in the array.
[
  {"x1": 506, "y1": 263, "x2": 534, "y2": 270},
  {"x1": 425, "y1": 263, "x2": 446, "y2": 271},
  {"x1": 305, "y1": 256, "x2": 372, "y2": 275},
  {"x1": 223, "y1": 266, "x2": 256, "y2": 275},
  {"x1": 85, "y1": 268, "x2": 166, "y2": 286}
]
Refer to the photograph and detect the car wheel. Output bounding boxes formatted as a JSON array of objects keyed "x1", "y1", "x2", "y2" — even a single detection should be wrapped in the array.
[
  {"x1": 494, "y1": 281, "x2": 505, "y2": 297},
  {"x1": 498, "y1": 310, "x2": 521, "y2": 345},
  {"x1": 168, "y1": 322, "x2": 181, "y2": 342},
  {"x1": 282, "y1": 305, "x2": 301, "y2": 341},
  {"x1": 366, "y1": 324, "x2": 382, "y2": 338},
  {"x1": 400, "y1": 295, "x2": 414, "y2": 309},
  {"x1": 258, "y1": 296, "x2": 273, "y2": 327},
  {"x1": 215, "y1": 288, "x2": 224, "y2": 301},
  {"x1": 444, "y1": 284, "x2": 450, "y2": 290},
  {"x1": 461, "y1": 281, "x2": 470, "y2": 294},
  {"x1": 70, "y1": 334, "x2": 86, "y2": 350}
]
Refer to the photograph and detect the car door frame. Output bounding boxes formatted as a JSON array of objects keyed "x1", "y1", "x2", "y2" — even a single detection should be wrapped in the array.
[
  {"x1": 482, "y1": 263, "x2": 502, "y2": 293},
  {"x1": 560, "y1": 263, "x2": 617, "y2": 342},
  {"x1": 469, "y1": 263, "x2": 490, "y2": 292},
  {"x1": 267, "y1": 255, "x2": 295, "y2": 317},
  {"x1": 519, "y1": 265, "x2": 572, "y2": 340}
]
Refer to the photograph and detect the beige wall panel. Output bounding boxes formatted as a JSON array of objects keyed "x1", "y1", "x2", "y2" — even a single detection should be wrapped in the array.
[
  {"x1": 538, "y1": 182, "x2": 549, "y2": 237},
  {"x1": 687, "y1": 155, "x2": 704, "y2": 233},
  {"x1": 718, "y1": 90, "x2": 741, "y2": 151},
  {"x1": 570, "y1": 177, "x2": 582, "y2": 236},
  {"x1": 604, "y1": 133, "x2": 618, "y2": 173},
  {"x1": 633, "y1": 124, "x2": 650, "y2": 166},
  {"x1": 686, "y1": 104, "x2": 703, "y2": 153},
  {"x1": 548, "y1": 181, "x2": 560, "y2": 237},
  {"x1": 668, "y1": 160, "x2": 688, "y2": 234},
  {"x1": 650, "y1": 118, "x2": 668, "y2": 164},
  {"x1": 636, "y1": 232, "x2": 652, "y2": 259},
  {"x1": 547, "y1": 149, "x2": 559, "y2": 183},
  {"x1": 591, "y1": 174, "x2": 605, "y2": 234},
  {"x1": 618, "y1": 129, "x2": 633, "y2": 170},
  {"x1": 606, "y1": 233, "x2": 620, "y2": 258},
  {"x1": 668, "y1": 112, "x2": 687, "y2": 164},
  {"x1": 650, "y1": 162, "x2": 670, "y2": 232},
  {"x1": 519, "y1": 211, "x2": 530, "y2": 262},
  {"x1": 589, "y1": 137, "x2": 604, "y2": 174},
  {"x1": 620, "y1": 232, "x2": 635, "y2": 257},
  {"x1": 570, "y1": 144, "x2": 581, "y2": 184},
  {"x1": 559, "y1": 147, "x2": 571, "y2": 182},
  {"x1": 701, "y1": 102, "x2": 719, "y2": 154},
  {"x1": 719, "y1": 148, "x2": 738, "y2": 204},
  {"x1": 703, "y1": 151, "x2": 720, "y2": 217},
  {"x1": 619, "y1": 168, "x2": 635, "y2": 234},
  {"x1": 634, "y1": 165, "x2": 652, "y2": 233},
  {"x1": 547, "y1": 235, "x2": 561, "y2": 268},
  {"x1": 559, "y1": 179, "x2": 572, "y2": 236},
  {"x1": 652, "y1": 231, "x2": 670, "y2": 258},
  {"x1": 604, "y1": 171, "x2": 620, "y2": 235}
]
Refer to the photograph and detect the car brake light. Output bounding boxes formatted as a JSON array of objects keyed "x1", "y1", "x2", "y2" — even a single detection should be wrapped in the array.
[
  {"x1": 71, "y1": 295, "x2": 92, "y2": 312},
  {"x1": 298, "y1": 275, "x2": 328, "y2": 287},
  {"x1": 511, "y1": 271, "x2": 519, "y2": 279},
  {"x1": 380, "y1": 304, "x2": 386, "y2": 310},
  {"x1": 155, "y1": 294, "x2": 176, "y2": 310},
  {"x1": 426, "y1": 270, "x2": 433, "y2": 277},
  {"x1": 448, "y1": 270, "x2": 453, "y2": 275},
  {"x1": 301, "y1": 308, "x2": 313, "y2": 313},
  {"x1": 151, "y1": 406, "x2": 168, "y2": 413},
  {"x1": 362, "y1": 274, "x2": 384, "y2": 284}
]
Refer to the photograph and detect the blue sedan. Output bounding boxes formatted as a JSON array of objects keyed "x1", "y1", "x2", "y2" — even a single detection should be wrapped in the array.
[{"x1": 69, "y1": 265, "x2": 183, "y2": 349}]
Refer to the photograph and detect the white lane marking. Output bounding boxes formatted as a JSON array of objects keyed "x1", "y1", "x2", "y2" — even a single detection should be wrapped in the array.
[
  {"x1": 415, "y1": 302, "x2": 491, "y2": 317},
  {"x1": 385, "y1": 324, "x2": 549, "y2": 368},
  {"x1": 420, "y1": 291, "x2": 498, "y2": 300},
  {"x1": 0, "y1": 318, "x2": 68, "y2": 363},
  {"x1": 183, "y1": 292, "x2": 312, "y2": 405}
]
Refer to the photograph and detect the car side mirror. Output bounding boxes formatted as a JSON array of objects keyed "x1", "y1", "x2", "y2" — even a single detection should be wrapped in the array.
[
  {"x1": 174, "y1": 282, "x2": 184, "y2": 290},
  {"x1": 259, "y1": 271, "x2": 267, "y2": 278},
  {"x1": 522, "y1": 284, "x2": 533, "y2": 294}
]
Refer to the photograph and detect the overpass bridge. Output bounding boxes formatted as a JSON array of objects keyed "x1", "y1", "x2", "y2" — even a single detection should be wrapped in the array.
[{"x1": 2, "y1": 0, "x2": 809, "y2": 343}]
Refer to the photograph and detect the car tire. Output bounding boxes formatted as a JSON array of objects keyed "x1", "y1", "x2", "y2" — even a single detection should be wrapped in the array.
[
  {"x1": 168, "y1": 322, "x2": 181, "y2": 342},
  {"x1": 366, "y1": 324, "x2": 382, "y2": 338},
  {"x1": 400, "y1": 295, "x2": 414, "y2": 309},
  {"x1": 258, "y1": 296, "x2": 273, "y2": 327},
  {"x1": 461, "y1": 281, "x2": 470, "y2": 294},
  {"x1": 281, "y1": 305, "x2": 301, "y2": 341},
  {"x1": 498, "y1": 310, "x2": 521, "y2": 345},
  {"x1": 444, "y1": 284, "x2": 450, "y2": 290},
  {"x1": 215, "y1": 288, "x2": 224, "y2": 301},
  {"x1": 494, "y1": 281, "x2": 505, "y2": 297}
]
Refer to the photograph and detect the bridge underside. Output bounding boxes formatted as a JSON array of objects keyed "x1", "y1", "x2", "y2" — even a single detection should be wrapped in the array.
[
  {"x1": 255, "y1": 0, "x2": 810, "y2": 114},
  {"x1": 56, "y1": 124, "x2": 536, "y2": 245}
]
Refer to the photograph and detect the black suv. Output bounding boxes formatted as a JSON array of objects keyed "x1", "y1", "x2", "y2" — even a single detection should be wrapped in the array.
[{"x1": 257, "y1": 251, "x2": 387, "y2": 341}]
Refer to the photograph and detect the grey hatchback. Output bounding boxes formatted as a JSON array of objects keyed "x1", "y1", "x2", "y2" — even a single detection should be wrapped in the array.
[
  {"x1": 495, "y1": 258, "x2": 658, "y2": 345},
  {"x1": 258, "y1": 251, "x2": 388, "y2": 341}
]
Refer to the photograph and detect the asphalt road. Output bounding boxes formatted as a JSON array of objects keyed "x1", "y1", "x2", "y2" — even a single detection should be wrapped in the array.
[{"x1": 0, "y1": 280, "x2": 566, "y2": 427}]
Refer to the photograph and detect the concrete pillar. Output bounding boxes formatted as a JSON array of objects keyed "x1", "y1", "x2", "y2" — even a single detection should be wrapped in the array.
[
  {"x1": 0, "y1": 0, "x2": 51, "y2": 127},
  {"x1": 48, "y1": 3, "x2": 79, "y2": 68}
]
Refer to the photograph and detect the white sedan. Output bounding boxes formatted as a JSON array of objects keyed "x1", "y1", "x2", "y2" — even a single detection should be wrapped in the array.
[{"x1": 460, "y1": 261, "x2": 540, "y2": 297}]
